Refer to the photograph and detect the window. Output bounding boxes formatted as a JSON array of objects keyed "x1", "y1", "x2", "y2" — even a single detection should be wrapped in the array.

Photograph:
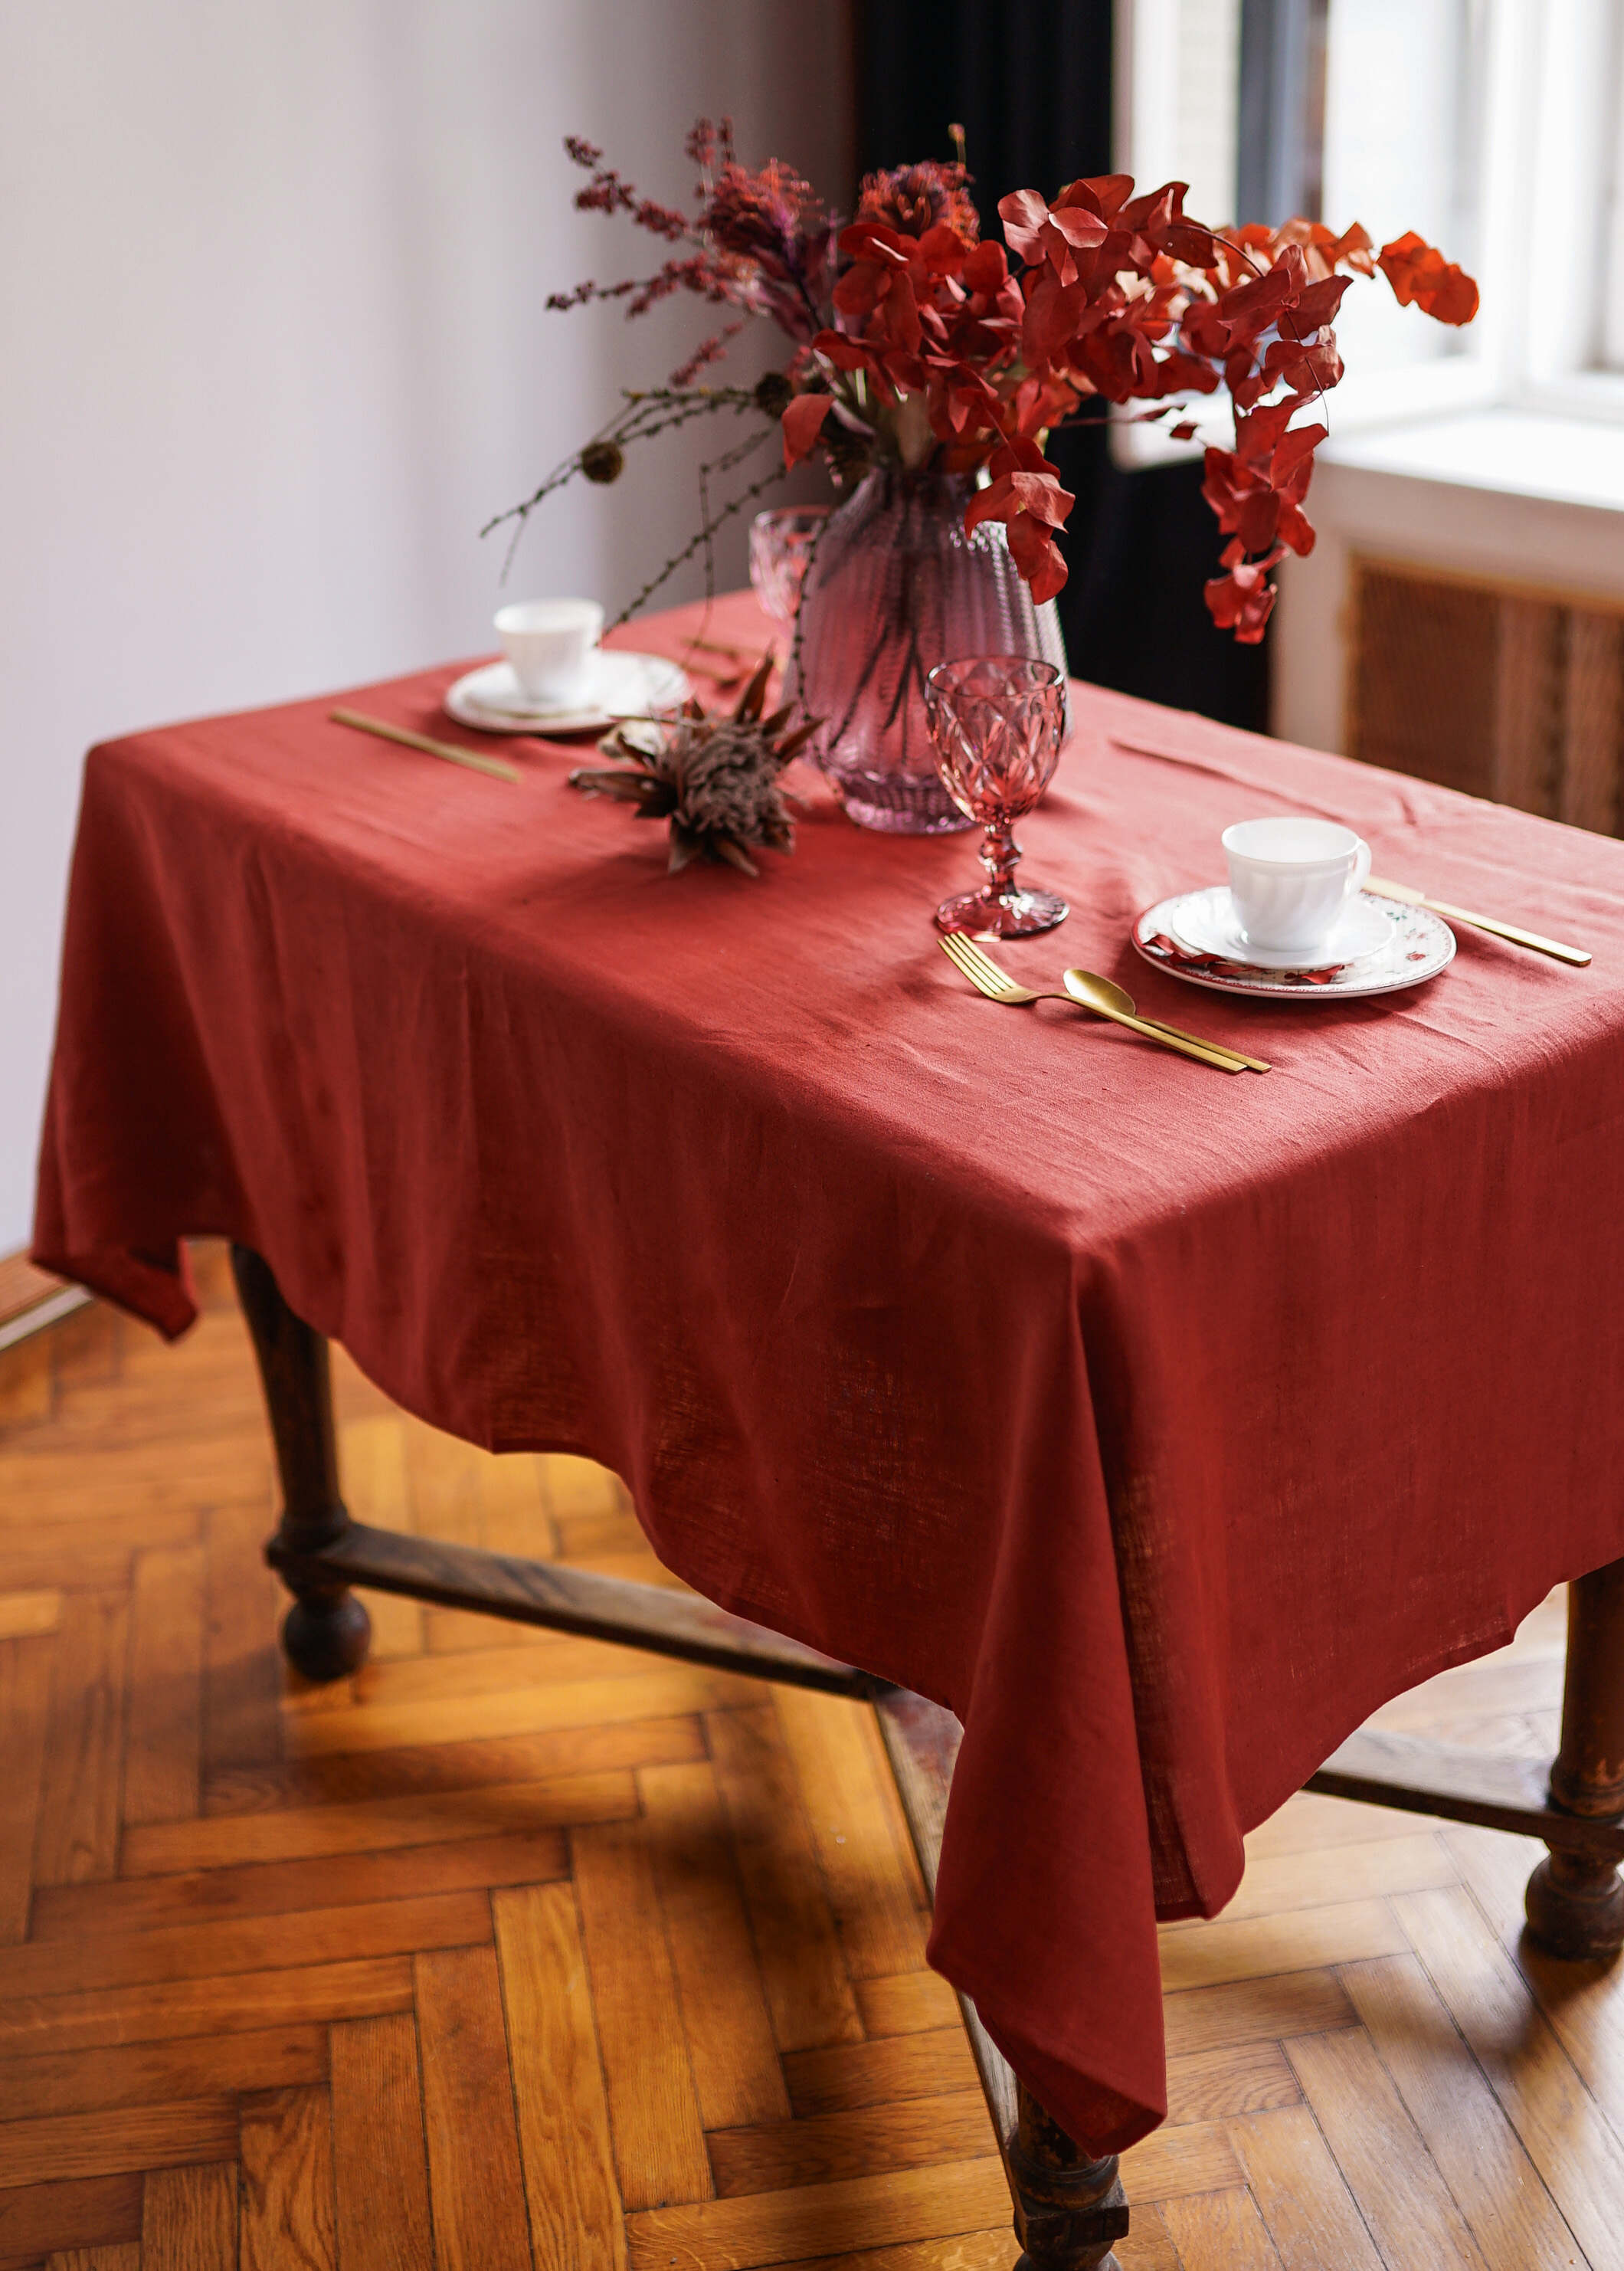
[{"x1": 1115, "y1": 0, "x2": 1624, "y2": 451}]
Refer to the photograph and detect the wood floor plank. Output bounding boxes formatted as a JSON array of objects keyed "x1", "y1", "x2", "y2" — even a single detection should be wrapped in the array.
[
  {"x1": 286, "y1": 1661, "x2": 761, "y2": 1756},
  {"x1": 1164, "y1": 2040, "x2": 1300, "y2": 2125},
  {"x1": 201, "y1": 1713, "x2": 702, "y2": 1815},
  {"x1": 1118, "y1": 2121, "x2": 1244, "y2": 2204},
  {"x1": 1157, "y1": 1900, "x2": 1409, "y2": 1993},
  {"x1": 1161, "y1": 1970, "x2": 1357, "y2": 2060},
  {"x1": 1342, "y1": 1952, "x2": 1583, "y2": 2271},
  {"x1": 1171, "y1": 1831, "x2": 1455, "y2": 1924},
  {"x1": 121, "y1": 1545, "x2": 205, "y2": 1827},
  {"x1": 328, "y1": 2015, "x2": 433, "y2": 2271},
  {"x1": 572, "y1": 1817, "x2": 712, "y2": 2211},
  {"x1": 539, "y1": 1451, "x2": 629, "y2": 1529},
  {"x1": 853, "y1": 1971, "x2": 960, "y2": 2038},
  {"x1": 0, "y1": 1956, "x2": 414, "y2": 2058},
  {"x1": 1158, "y1": 2186, "x2": 1284, "y2": 2269},
  {"x1": 493, "y1": 1881, "x2": 624, "y2": 2271},
  {"x1": 0, "y1": 1332, "x2": 54, "y2": 1427},
  {"x1": 0, "y1": 1447, "x2": 254, "y2": 1526},
  {"x1": 396, "y1": 1416, "x2": 487, "y2": 1548},
  {"x1": 754, "y1": 2233, "x2": 1020, "y2": 2271},
  {"x1": 0, "y1": 1636, "x2": 52, "y2": 1943},
  {"x1": 338, "y1": 1417, "x2": 422, "y2": 1662},
  {"x1": 141, "y1": 2161, "x2": 237, "y2": 2269},
  {"x1": 771, "y1": 1689, "x2": 928, "y2": 1980},
  {"x1": 121, "y1": 1767, "x2": 630, "y2": 1876},
  {"x1": 0, "y1": 2102, "x2": 239, "y2": 2189},
  {"x1": 1285, "y1": 2026, "x2": 1489, "y2": 2271},
  {"x1": 35, "y1": 1828, "x2": 568, "y2": 1941},
  {"x1": 784, "y1": 2028, "x2": 977, "y2": 2118},
  {"x1": 0, "y1": 2024, "x2": 326, "y2": 2120},
  {"x1": 640, "y1": 1759, "x2": 790, "y2": 2128},
  {"x1": 0, "y1": 2175, "x2": 142, "y2": 2265},
  {"x1": 1393, "y1": 1881, "x2": 1624, "y2": 2270},
  {"x1": 624, "y1": 2155, "x2": 1011, "y2": 2271},
  {"x1": 706, "y1": 2089, "x2": 994, "y2": 2198},
  {"x1": 1113, "y1": 2204, "x2": 1182, "y2": 2271},
  {"x1": 1244, "y1": 1791, "x2": 1449, "y2": 1860},
  {"x1": 475, "y1": 1448, "x2": 558, "y2": 1560},
  {"x1": 45, "y1": 2245, "x2": 142, "y2": 2270},
  {"x1": 44, "y1": 1286, "x2": 123, "y2": 1381},
  {"x1": 200, "y1": 1503, "x2": 282, "y2": 1780},
  {"x1": 0, "y1": 1518, "x2": 188, "y2": 1595},
  {"x1": 1226, "y1": 2106, "x2": 1386, "y2": 2271},
  {"x1": 0, "y1": 1591, "x2": 61, "y2": 1640},
  {"x1": 1371, "y1": 1655, "x2": 1562, "y2": 1727},
  {"x1": 413, "y1": 1945, "x2": 532, "y2": 2271},
  {"x1": 238, "y1": 2085, "x2": 337, "y2": 2271},
  {"x1": 0, "y1": 1889, "x2": 491, "y2": 2002},
  {"x1": 309, "y1": 1627, "x2": 677, "y2": 1709},
  {"x1": 33, "y1": 1592, "x2": 127, "y2": 1886},
  {"x1": 707, "y1": 1707, "x2": 863, "y2": 2053}
]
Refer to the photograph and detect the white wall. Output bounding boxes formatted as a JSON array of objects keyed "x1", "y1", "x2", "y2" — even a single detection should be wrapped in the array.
[{"x1": 0, "y1": 0, "x2": 853, "y2": 1253}]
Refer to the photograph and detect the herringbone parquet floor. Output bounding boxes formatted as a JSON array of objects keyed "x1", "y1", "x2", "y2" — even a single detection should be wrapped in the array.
[{"x1": 2, "y1": 1243, "x2": 1622, "y2": 2269}]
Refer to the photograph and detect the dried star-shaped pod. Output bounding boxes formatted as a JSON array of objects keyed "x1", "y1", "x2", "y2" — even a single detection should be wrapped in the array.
[{"x1": 568, "y1": 654, "x2": 820, "y2": 877}]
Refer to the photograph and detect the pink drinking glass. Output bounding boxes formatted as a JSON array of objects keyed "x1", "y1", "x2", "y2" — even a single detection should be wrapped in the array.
[{"x1": 924, "y1": 656, "x2": 1069, "y2": 936}]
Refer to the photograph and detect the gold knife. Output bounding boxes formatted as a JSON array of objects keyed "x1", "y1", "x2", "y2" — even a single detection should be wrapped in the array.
[{"x1": 1366, "y1": 877, "x2": 1591, "y2": 967}]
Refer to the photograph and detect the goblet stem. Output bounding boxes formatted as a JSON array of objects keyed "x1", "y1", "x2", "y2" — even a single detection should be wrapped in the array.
[{"x1": 980, "y1": 817, "x2": 1022, "y2": 903}]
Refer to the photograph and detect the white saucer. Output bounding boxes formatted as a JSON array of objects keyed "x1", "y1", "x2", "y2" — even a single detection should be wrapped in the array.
[
  {"x1": 1134, "y1": 886, "x2": 1455, "y2": 1001},
  {"x1": 444, "y1": 654, "x2": 690, "y2": 736},
  {"x1": 1171, "y1": 886, "x2": 1393, "y2": 971}
]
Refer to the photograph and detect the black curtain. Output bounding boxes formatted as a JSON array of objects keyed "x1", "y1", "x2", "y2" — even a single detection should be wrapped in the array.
[{"x1": 855, "y1": 0, "x2": 1271, "y2": 732}]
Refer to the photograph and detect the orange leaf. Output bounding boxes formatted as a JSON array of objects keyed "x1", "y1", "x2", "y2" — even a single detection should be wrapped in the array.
[
  {"x1": 1376, "y1": 231, "x2": 1479, "y2": 326},
  {"x1": 781, "y1": 394, "x2": 834, "y2": 468}
]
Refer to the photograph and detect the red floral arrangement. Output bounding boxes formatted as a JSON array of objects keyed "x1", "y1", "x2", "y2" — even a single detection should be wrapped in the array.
[{"x1": 493, "y1": 123, "x2": 1477, "y2": 643}]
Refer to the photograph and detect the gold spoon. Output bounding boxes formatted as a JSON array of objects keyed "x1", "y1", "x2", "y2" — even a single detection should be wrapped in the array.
[{"x1": 1063, "y1": 968, "x2": 1271, "y2": 1073}]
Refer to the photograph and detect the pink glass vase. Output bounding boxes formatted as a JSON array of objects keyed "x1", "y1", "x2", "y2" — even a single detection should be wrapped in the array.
[{"x1": 790, "y1": 464, "x2": 1069, "y2": 834}]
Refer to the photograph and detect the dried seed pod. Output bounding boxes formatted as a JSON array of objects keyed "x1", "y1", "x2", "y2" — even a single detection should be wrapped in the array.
[{"x1": 569, "y1": 654, "x2": 817, "y2": 877}]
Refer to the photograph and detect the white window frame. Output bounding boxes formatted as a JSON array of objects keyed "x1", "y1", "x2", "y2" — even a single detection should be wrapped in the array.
[{"x1": 1112, "y1": 0, "x2": 1624, "y2": 468}]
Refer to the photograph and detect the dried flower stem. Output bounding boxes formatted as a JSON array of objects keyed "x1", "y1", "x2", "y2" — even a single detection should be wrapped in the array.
[
  {"x1": 482, "y1": 384, "x2": 761, "y2": 578},
  {"x1": 607, "y1": 454, "x2": 787, "y2": 631}
]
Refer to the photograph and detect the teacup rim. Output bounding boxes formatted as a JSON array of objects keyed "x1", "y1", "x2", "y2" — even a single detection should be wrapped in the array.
[
  {"x1": 1222, "y1": 817, "x2": 1364, "y2": 870},
  {"x1": 494, "y1": 597, "x2": 604, "y2": 636}
]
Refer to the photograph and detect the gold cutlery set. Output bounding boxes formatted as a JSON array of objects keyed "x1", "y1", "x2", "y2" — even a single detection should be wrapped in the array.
[{"x1": 940, "y1": 934, "x2": 1267, "y2": 1073}]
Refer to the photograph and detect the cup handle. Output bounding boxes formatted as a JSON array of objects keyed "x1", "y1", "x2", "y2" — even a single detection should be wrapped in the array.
[{"x1": 1349, "y1": 837, "x2": 1372, "y2": 900}]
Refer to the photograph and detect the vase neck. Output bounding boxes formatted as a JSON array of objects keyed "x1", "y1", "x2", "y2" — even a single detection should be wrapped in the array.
[{"x1": 859, "y1": 463, "x2": 974, "y2": 511}]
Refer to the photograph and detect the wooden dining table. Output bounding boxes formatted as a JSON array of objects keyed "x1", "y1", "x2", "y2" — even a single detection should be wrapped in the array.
[{"x1": 33, "y1": 592, "x2": 1624, "y2": 2269}]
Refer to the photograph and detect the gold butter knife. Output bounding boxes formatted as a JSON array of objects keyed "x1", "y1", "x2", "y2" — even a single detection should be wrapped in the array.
[
  {"x1": 330, "y1": 708, "x2": 520, "y2": 784},
  {"x1": 1366, "y1": 877, "x2": 1591, "y2": 967}
]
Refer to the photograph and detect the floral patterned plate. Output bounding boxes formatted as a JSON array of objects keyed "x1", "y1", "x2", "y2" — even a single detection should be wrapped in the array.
[{"x1": 1134, "y1": 887, "x2": 1455, "y2": 1000}]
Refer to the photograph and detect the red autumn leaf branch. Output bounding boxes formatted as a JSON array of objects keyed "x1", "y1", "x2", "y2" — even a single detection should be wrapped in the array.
[{"x1": 785, "y1": 178, "x2": 1478, "y2": 638}]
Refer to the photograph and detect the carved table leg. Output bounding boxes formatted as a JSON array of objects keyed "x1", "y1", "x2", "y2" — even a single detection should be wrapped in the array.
[
  {"x1": 1007, "y1": 2080, "x2": 1128, "y2": 2270},
  {"x1": 1526, "y1": 1557, "x2": 1624, "y2": 1958},
  {"x1": 230, "y1": 1244, "x2": 371, "y2": 1683}
]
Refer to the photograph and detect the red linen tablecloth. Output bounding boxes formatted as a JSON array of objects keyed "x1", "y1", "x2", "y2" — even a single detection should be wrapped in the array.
[{"x1": 34, "y1": 592, "x2": 1624, "y2": 2153}]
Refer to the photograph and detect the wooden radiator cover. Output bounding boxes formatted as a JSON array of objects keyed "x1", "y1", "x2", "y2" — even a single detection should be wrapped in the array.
[{"x1": 1347, "y1": 558, "x2": 1624, "y2": 834}]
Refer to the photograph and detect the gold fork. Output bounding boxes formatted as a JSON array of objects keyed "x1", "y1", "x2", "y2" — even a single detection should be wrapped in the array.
[{"x1": 939, "y1": 934, "x2": 1246, "y2": 1072}]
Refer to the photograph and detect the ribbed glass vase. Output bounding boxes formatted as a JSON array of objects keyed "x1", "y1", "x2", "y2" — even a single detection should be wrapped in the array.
[{"x1": 790, "y1": 464, "x2": 1069, "y2": 834}]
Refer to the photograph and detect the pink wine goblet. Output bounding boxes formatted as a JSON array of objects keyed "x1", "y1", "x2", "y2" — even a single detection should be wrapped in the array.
[{"x1": 924, "y1": 655, "x2": 1069, "y2": 936}]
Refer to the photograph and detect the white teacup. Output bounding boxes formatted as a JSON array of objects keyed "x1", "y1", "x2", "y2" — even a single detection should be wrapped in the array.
[
  {"x1": 494, "y1": 598, "x2": 604, "y2": 706},
  {"x1": 1222, "y1": 816, "x2": 1372, "y2": 956}
]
